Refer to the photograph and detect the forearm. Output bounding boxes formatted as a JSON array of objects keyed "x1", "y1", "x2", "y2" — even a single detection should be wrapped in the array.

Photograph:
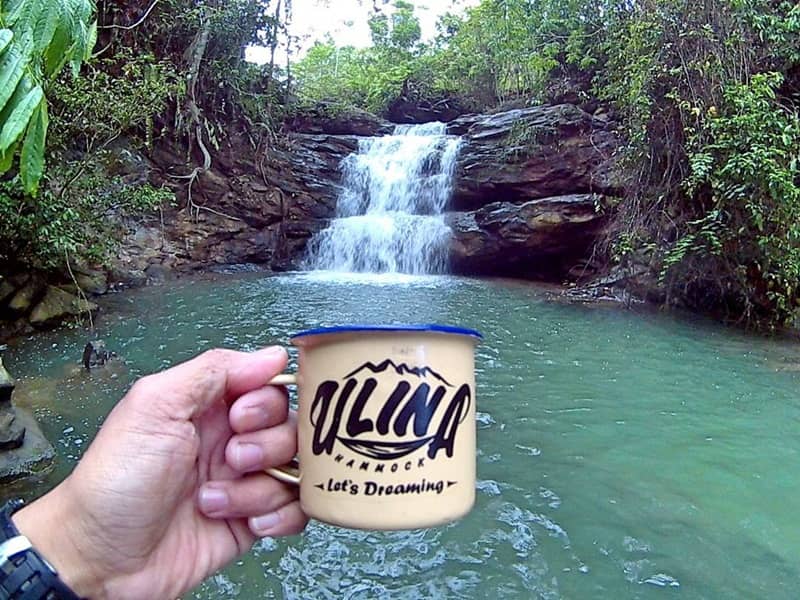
[{"x1": 12, "y1": 480, "x2": 109, "y2": 600}]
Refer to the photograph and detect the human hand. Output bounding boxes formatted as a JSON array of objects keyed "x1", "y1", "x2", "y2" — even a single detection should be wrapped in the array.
[{"x1": 13, "y1": 347, "x2": 308, "y2": 600}]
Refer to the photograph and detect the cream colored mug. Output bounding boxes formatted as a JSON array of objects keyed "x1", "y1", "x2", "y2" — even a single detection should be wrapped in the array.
[{"x1": 267, "y1": 324, "x2": 481, "y2": 530}]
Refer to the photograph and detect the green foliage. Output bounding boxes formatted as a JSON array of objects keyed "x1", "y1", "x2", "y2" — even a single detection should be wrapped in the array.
[
  {"x1": 48, "y1": 49, "x2": 179, "y2": 152},
  {"x1": 0, "y1": 0, "x2": 286, "y2": 272},
  {"x1": 0, "y1": 0, "x2": 95, "y2": 195},
  {"x1": 370, "y1": 1, "x2": 421, "y2": 51},
  {"x1": 294, "y1": 1, "x2": 427, "y2": 113},
  {"x1": 599, "y1": 0, "x2": 800, "y2": 326},
  {"x1": 294, "y1": 0, "x2": 609, "y2": 113},
  {"x1": 661, "y1": 73, "x2": 800, "y2": 323},
  {"x1": 0, "y1": 161, "x2": 174, "y2": 268}
]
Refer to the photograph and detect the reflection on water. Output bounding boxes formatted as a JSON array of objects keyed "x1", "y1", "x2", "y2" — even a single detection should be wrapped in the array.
[{"x1": 4, "y1": 272, "x2": 800, "y2": 599}]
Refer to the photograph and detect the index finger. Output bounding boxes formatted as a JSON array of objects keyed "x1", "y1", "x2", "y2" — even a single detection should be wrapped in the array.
[{"x1": 131, "y1": 346, "x2": 289, "y2": 421}]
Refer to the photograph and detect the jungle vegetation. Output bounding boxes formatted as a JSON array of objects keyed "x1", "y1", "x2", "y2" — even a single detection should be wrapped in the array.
[{"x1": 1, "y1": 0, "x2": 799, "y2": 327}]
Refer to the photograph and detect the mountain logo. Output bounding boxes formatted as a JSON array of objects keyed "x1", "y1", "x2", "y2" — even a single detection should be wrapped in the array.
[
  {"x1": 310, "y1": 359, "x2": 471, "y2": 461},
  {"x1": 345, "y1": 359, "x2": 453, "y2": 387}
]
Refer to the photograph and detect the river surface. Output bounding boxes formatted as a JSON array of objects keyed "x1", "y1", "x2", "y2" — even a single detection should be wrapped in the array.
[{"x1": 3, "y1": 272, "x2": 800, "y2": 599}]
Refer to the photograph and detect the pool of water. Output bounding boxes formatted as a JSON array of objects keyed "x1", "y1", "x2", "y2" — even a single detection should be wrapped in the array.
[{"x1": 3, "y1": 272, "x2": 800, "y2": 598}]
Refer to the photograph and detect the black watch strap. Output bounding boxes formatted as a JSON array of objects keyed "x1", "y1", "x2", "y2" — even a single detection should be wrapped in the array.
[{"x1": 0, "y1": 500, "x2": 84, "y2": 600}]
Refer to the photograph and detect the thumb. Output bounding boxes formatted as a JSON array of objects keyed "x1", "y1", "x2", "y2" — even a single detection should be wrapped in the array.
[{"x1": 129, "y1": 346, "x2": 289, "y2": 421}]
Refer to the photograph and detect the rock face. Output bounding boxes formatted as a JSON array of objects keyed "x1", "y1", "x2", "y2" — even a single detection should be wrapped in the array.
[
  {"x1": 385, "y1": 94, "x2": 466, "y2": 124},
  {"x1": 285, "y1": 104, "x2": 394, "y2": 137},
  {"x1": 2, "y1": 101, "x2": 625, "y2": 342},
  {"x1": 0, "y1": 274, "x2": 98, "y2": 340},
  {"x1": 448, "y1": 194, "x2": 610, "y2": 278},
  {"x1": 29, "y1": 286, "x2": 98, "y2": 325},
  {"x1": 0, "y1": 358, "x2": 54, "y2": 482},
  {"x1": 0, "y1": 359, "x2": 24, "y2": 450},
  {"x1": 0, "y1": 408, "x2": 55, "y2": 482},
  {"x1": 449, "y1": 104, "x2": 620, "y2": 211},
  {"x1": 107, "y1": 103, "x2": 621, "y2": 282},
  {"x1": 104, "y1": 126, "x2": 357, "y2": 284}
]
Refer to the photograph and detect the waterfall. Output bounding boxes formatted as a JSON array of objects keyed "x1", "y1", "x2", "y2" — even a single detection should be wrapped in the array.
[{"x1": 307, "y1": 122, "x2": 462, "y2": 275}]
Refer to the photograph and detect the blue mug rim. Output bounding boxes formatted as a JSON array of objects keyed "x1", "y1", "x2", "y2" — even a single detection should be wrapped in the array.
[{"x1": 291, "y1": 324, "x2": 482, "y2": 341}]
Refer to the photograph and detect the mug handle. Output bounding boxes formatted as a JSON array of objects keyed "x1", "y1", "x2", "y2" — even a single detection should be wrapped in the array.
[{"x1": 265, "y1": 373, "x2": 301, "y2": 486}]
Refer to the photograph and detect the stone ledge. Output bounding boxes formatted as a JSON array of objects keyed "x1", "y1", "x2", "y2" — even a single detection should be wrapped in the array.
[{"x1": 0, "y1": 408, "x2": 55, "y2": 483}]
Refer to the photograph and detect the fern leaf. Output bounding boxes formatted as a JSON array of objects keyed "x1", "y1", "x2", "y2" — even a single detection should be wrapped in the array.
[
  {"x1": 44, "y1": 17, "x2": 71, "y2": 76},
  {"x1": 5, "y1": 0, "x2": 44, "y2": 36},
  {"x1": 0, "y1": 140, "x2": 18, "y2": 173},
  {"x1": 19, "y1": 98, "x2": 47, "y2": 195},
  {"x1": 0, "y1": 42, "x2": 29, "y2": 115},
  {"x1": 1, "y1": 0, "x2": 28, "y2": 23},
  {"x1": 84, "y1": 18, "x2": 96, "y2": 60},
  {"x1": 0, "y1": 84, "x2": 43, "y2": 152},
  {"x1": 0, "y1": 29, "x2": 12, "y2": 54},
  {"x1": 0, "y1": 73, "x2": 33, "y2": 124},
  {"x1": 32, "y1": 0, "x2": 59, "y2": 53}
]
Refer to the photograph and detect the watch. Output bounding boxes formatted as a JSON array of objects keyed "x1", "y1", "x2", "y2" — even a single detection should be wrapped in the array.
[{"x1": 0, "y1": 500, "x2": 83, "y2": 600}]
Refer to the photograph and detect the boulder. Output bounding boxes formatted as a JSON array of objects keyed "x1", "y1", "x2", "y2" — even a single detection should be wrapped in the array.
[
  {"x1": 285, "y1": 104, "x2": 394, "y2": 136},
  {"x1": 29, "y1": 286, "x2": 98, "y2": 325},
  {"x1": 0, "y1": 408, "x2": 55, "y2": 482},
  {"x1": 0, "y1": 278, "x2": 15, "y2": 304},
  {"x1": 0, "y1": 358, "x2": 24, "y2": 451},
  {"x1": 8, "y1": 279, "x2": 44, "y2": 314},
  {"x1": 385, "y1": 94, "x2": 466, "y2": 124},
  {"x1": 82, "y1": 340, "x2": 118, "y2": 370},
  {"x1": 448, "y1": 104, "x2": 621, "y2": 210},
  {"x1": 448, "y1": 193, "x2": 612, "y2": 279},
  {"x1": 74, "y1": 269, "x2": 109, "y2": 295}
]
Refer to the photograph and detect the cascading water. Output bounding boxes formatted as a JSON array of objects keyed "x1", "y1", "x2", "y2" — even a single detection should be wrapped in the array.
[{"x1": 307, "y1": 122, "x2": 462, "y2": 275}]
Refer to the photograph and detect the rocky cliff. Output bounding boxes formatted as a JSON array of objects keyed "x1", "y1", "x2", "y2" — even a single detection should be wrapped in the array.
[
  {"x1": 0, "y1": 103, "x2": 622, "y2": 339},
  {"x1": 110, "y1": 103, "x2": 620, "y2": 283}
]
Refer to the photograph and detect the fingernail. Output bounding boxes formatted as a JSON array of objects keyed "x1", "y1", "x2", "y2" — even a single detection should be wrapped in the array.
[
  {"x1": 199, "y1": 486, "x2": 229, "y2": 513},
  {"x1": 257, "y1": 346, "x2": 285, "y2": 356},
  {"x1": 235, "y1": 442, "x2": 263, "y2": 470},
  {"x1": 251, "y1": 511, "x2": 281, "y2": 534},
  {"x1": 244, "y1": 403, "x2": 269, "y2": 423}
]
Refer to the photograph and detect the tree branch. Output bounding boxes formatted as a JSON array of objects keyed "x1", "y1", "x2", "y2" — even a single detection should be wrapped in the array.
[{"x1": 99, "y1": 0, "x2": 161, "y2": 31}]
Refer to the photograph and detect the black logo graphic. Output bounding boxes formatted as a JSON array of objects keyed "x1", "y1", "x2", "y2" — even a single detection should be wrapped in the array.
[
  {"x1": 310, "y1": 360, "x2": 471, "y2": 461},
  {"x1": 345, "y1": 359, "x2": 453, "y2": 386}
]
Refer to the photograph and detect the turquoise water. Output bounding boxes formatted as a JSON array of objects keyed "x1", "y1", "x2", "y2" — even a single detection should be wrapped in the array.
[{"x1": 3, "y1": 272, "x2": 800, "y2": 598}]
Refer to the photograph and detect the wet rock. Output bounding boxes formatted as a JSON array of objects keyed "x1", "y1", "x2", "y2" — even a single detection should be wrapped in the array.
[
  {"x1": 109, "y1": 267, "x2": 148, "y2": 288},
  {"x1": 284, "y1": 134, "x2": 358, "y2": 217},
  {"x1": 0, "y1": 408, "x2": 55, "y2": 482},
  {"x1": 385, "y1": 93, "x2": 466, "y2": 124},
  {"x1": 0, "y1": 278, "x2": 15, "y2": 304},
  {"x1": 448, "y1": 194, "x2": 612, "y2": 279},
  {"x1": 74, "y1": 269, "x2": 109, "y2": 295},
  {"x1": 8, "y1": 279, "x2": 44, "y2": 314},
  {"x1": 0, "y1": 359, "x2": 24, "y2": 451},
  {"x1": 145, "y1": 263, "x2": 171, "y2": 283},
  {"x1": 448, "y1": 104, "x2": 621, "y2": 211},
  {"x1": 82, "y1": 340, "x2": 118, "y2": 370},
  {"x1": 29, "y1": 286, "x2": 98, "y2": 325},
  {"x1": 285, "y1": 104, "x2": 393, "y2": 136}
]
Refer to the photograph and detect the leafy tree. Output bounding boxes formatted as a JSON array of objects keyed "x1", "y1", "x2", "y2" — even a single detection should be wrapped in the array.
[
  {"x1": 294, "y1": 1, "x2": 425, "y2": 112},
  {"x1": 0, "y1": 0, "x2": 96, "y2": 194},
  {"x1": 369, "y1": 0, "x2": 421, "y2": 51},
  {"x1": 600, "y1": 0, "x2": 800, "y2": 325}
]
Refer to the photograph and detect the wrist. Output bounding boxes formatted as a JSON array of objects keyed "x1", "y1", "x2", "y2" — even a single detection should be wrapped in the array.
[{"x1": 12, "y1": 481, "x2": 109, "y2": 599}]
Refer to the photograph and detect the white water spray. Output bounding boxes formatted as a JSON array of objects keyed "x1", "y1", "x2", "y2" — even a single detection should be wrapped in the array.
[{"x1": 307, "y1": 122, "x2": 462, "y2": 274}]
